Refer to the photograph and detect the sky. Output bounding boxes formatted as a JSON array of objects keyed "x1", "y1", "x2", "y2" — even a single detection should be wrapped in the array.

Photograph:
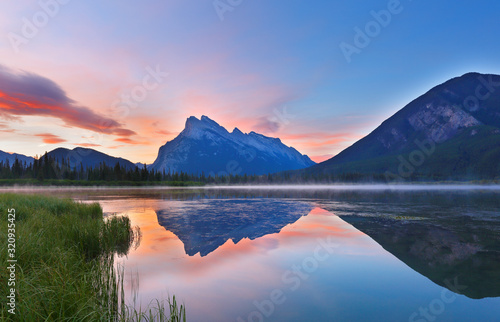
[{"x1": 1, "y1": 0, "x2": 500, "y2": 164}]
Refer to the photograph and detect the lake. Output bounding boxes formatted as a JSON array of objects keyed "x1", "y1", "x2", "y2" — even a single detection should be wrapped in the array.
[{"x1": 8, "y1": 186, "x2": 500, "y2": 321}]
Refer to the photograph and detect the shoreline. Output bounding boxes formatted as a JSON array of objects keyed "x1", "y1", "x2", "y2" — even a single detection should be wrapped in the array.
[{"x1": 2, "y1": 183, "x2": 500, "y2": 191}]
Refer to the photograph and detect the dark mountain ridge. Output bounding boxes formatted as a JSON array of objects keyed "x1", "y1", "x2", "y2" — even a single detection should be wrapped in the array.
[
  {"x1": 0, "y1": 150, "x2": 34, "y2": 165},
  {"x1": 304, "y1": 72, "x2": 500, "y2": 180},
  {"x1": 47, "y1": 147, "x2": 136, "y2": 170}
]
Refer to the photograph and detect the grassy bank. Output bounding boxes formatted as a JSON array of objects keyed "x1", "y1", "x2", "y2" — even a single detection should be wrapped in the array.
[{"x1": 0, "y1": 193, "x2": 186, "y2": 321}]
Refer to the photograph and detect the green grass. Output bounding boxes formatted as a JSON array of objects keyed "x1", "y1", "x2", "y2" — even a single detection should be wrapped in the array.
[{"x1": 0, "y1": 193, "x2": 186, "y2": 321}]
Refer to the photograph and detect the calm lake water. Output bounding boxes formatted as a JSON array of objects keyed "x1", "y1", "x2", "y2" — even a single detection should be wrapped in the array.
[{"x1": 9, "y1": 186, "x2": 500, "y2": 321}]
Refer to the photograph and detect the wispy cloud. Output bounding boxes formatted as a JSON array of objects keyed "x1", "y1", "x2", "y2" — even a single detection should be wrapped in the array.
[
  {"x1": 107, "y1": 145, "x2": 124, "y2": 150},
  {"x1": 0, "y1": 65, "x2": 136, "y2": 139},
  {"x1": 310, "y1": 154, "x2": 334, "y2": 163},
  {"x1": 252, "y1": 117, "x2": 282, "y2": 134},
  {"x1": 35, "y1": 133, "x2": 67, "y2": 144},
  {"x1": 155, "y1": 130, "x2": 176, "y2": 136},
  {"x1": 74, "y1": 142, "x2": 101, "y2": 148},
  {"x1": 0, "y1": 122, "x2": 15, "y2": 132},
  {"x1": 114, "y1": 137, "x2": 149, "y2": 145}
]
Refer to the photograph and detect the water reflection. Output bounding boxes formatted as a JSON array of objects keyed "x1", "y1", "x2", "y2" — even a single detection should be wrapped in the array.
[
  {"x1": 6, "y1": 187, "x2": 500, "y2": 320},
  {"x1": 314, "y1": 190, "x2": 500, "y2": 300},
  {"x1": 155, "y1": 199, "x2": 313, "y2": 256},
  {"x1": 345, "y1": 216, "x2": 500, "y2": 299},
  {"x1": 148, "y1": 190, "x2": 500, "y2": 300},
  {"x1": 327, "y1": 210, "x2": 500, "y2": 299}
]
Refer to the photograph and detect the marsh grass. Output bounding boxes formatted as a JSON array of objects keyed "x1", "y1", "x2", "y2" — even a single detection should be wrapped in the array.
[
  {"x1": 119, "y1": 297, "x2": 186, "y2": 322},
  {"x1": 0, "y1": 193, "x2": 185, "y2": 321}
]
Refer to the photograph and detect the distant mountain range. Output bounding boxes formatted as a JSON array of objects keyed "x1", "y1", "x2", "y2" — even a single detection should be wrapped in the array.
[
  {"x1": 0, "y1": 150, "x2": 34, "y2": 165},
  {"x1": 1, "y1": 72, "x2": 499, "y2": 180},
  {"x1": 0, "y1": 117, "x2": 314, "y2": 176},
  {"x1": 149, "y1": 115, "x2": 315, "y2": 175},
  {"x1": 302, "y1": 72, "x2": 500, "y2": 180},
  {"x1": 0, "y1": 147, "x2": 136, "y2": 170},
  {"x1": 46, "y1": 147, "x2": 136, "y2": 170}
]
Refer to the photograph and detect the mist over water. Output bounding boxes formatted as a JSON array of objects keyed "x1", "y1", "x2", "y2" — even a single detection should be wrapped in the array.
[
  {"x1": 3, "y1": 183, "x2": 500, "y2": 193},
  {"x1": 198, "y1": 184, "x2": 500, "y2": 191}
]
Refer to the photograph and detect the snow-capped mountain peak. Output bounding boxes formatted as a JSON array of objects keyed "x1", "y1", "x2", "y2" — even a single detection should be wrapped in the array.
[{"x1": 150, "y1": 116, "x2": 315, "y2": 175}]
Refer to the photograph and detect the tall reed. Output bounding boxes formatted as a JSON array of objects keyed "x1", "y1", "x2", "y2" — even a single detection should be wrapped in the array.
[{"x1": 0, "y1": 193, "x2": 185, "y2": 321}]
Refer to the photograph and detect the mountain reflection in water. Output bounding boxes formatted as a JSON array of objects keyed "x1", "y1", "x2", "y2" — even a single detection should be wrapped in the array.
[
  {"x1": 155, "y1": 199, "x2": 313, "y2": 256},
  {"x1": 150, "y1": 189, "x2": 500, "y2": 300},
  {"x1": 6, "y1": 187, "x2": 499, "y2": 320}
]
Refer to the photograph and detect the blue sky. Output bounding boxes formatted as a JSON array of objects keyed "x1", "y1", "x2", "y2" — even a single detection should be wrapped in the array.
[{"x1": 1, "y1": 0, "x2": 499, "y2": 162}]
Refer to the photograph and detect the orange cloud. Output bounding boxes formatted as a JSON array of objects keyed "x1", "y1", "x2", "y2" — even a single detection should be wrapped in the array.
[
  {"x1": 281, "y1": 132, "x2": 353, "y2": 141},
  {"x1": 114, "y1": 137, "x2": 150, "y2": 145},
  {"x1": 274, "y1": 132, "x2": 363, "y2": 157},
  {"x1": 310, "y1": 154, "x2": 334, "y2": 163},
  {"x1": 35, "y1": 133, "x2": 67, "y2": 144},
  {"x1": 304, "y1": 137, "x2": 357, "y2": 148},
  {"x1": 0, "y1": 65, "x2": 136, "y2": 139},
  {"x1": 156, "y1": 130, "x2": 176, "y2": 136},
  {"x1": 0, "y1": 121, "x2": 16, "y2": 133},
  {"x1": 74, "y1": 142, "x2": 101, "y2": 147}
]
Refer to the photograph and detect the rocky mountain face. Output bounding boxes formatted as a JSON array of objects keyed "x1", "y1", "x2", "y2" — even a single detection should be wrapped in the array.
[
  {"x1": 47, "y1": 147, "x2": 136, "y2": 170},
  {"x1": 307, "y1": 73, "x2": 500, "y2": 180},
  {"x1": 150, "y1": 115, "x2": 315, "y2": 175}
]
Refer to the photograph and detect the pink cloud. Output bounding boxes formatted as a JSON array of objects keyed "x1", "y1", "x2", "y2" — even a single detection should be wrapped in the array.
[
  {"x1": 35, "y1": 133, "x2": 67, "y2": 144},
  {"x1": 0, "y1": 65, "x2": 136, "y2": 139},
  {"x1": 310, "y1": 154, "x2": 334, "y2": 163},
  {"x1": 74, "y1": 143, "x2": 101, "y2": 148},
  {"x1": 114, "y1": 137, "x2": 150, "y2": 145},
  {"x1": 155, "y1": 130, "x2": 177, "y2": 136}
]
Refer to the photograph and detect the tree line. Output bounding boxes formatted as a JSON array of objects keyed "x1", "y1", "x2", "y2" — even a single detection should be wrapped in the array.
[
  {"x1": 1, "y1": 152, "x2": 485, "y2": 185},
  {"x1": 0, "y1": 152, "x2": 265, "y2": 184}
]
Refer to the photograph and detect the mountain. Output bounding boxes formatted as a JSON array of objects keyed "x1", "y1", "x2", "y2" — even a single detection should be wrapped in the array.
[
  {"x1": 306, "y1": 72, "x2": 500, "y2": 180},
  {"x1": 150, "y1": 115, "x2": 315, "y2": 175},
  {"x1": 0, "y1": 150, "x2": 34, "y2": 165},
  {"x1": 47, "y1": 147, "x2": 136, "y2": 170},
  {"x1": 135, "y1": 162, "x2": 147, "y2": 168}
]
